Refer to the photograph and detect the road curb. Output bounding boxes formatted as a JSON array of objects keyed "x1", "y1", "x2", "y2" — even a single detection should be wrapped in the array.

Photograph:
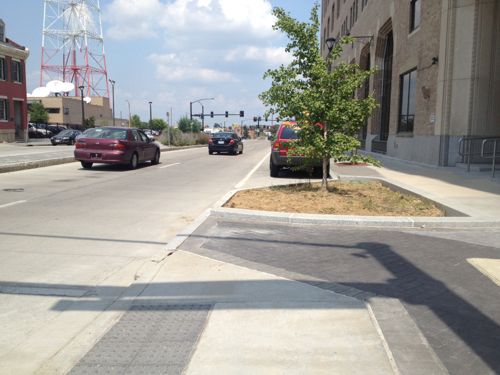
[
  {"x1": 210, "y1": 207, "x2": 500, "y2": 228},
  {"x1": 209, "y1": 179, "x2": 500, "y2": 228},
  {"x1": 0, "y1": 157, "x2": 76, "y2": 174},
  {"x1": 0, "y1": 144, "x2": 207, "y2": 174}
]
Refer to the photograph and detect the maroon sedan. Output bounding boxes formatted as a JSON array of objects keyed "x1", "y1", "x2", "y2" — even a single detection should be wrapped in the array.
[{"x1": 74, "y1": 127, "x2": 160, "y2": 169}]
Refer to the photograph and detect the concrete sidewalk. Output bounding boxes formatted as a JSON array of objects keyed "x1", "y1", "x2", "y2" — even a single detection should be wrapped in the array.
[{"x1": 70, "y1": 251, "x2": 402, "y2": 375}]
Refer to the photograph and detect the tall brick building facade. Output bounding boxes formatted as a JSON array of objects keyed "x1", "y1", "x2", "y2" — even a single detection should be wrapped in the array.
[
  {"x1": 321, "y1": 0, "x2": 500, "y2": 166},
  {"x1": 0, "y1": 19, "x2": 29, "y2": 142}
]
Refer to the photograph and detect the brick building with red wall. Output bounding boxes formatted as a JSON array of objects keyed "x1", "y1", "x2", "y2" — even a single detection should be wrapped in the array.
[{"x1": 0, "y1": 19, "x2": 30, "y2": 142}]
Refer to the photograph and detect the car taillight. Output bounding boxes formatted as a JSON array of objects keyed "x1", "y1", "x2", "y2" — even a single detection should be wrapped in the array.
[
  {"x1": 111, "y1": 141, "x2": 127, "y2": 151},
  {"x1": 273, "y1": 140, "x2": 280, "y2": 151},
  {"x1": 229, "y1": 139, "x2": 235, "y2": 145},
  {"x1": 75, "y1": 140, "x2": 86, "y2": 149},
  {"x1": 208, "y1": 138, "x2": 213, "y2": 144}
]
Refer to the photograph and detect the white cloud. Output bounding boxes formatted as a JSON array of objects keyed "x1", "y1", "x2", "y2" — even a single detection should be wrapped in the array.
[
  {"x1": 105, "y1": 0, "x2": 277, "y2": 41},
  {"x1": 103, "y1": 0, "x2": 291, "y2": 122},
  {"x1": 106, "y1": 0, "x2": 164, "y2": 40},
  {"x1": 225, "y1": 46, "x2": 291, "y2": 66},
  {"x1": 148, "y1": 53, "x2": 236, "y2": 83}
]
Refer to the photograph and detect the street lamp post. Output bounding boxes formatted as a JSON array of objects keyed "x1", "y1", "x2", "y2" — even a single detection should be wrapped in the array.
[
  {"x1": 109, "y1": 79, "x2": 116, "y2": 126},
  {"x1": 190, "y1": 97, "x2": 214, "y2": 132},
  {"x1": 148, "y1": 101, "x2": 153, "y2": 128},
  {"x1": 166, "y1": 111, "x2": 171, "y2": 147},
  {"x1": 126, "y1": 99, "x2": 131, "y2": 128},
  {"x1": 79, "y1": 85, "x2": 85, "y2": 128}
]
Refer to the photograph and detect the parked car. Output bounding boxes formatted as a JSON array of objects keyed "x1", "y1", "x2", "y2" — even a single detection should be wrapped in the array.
[
  {"x1": 28, "y1": 124, "x2": 52, "y2": 138},
  {"x1": 47, "y1": 124, "x2": 68, "y2": 135},
  {"x1": 51, "y1": 129, "x2": 82, "y2": 145},
  {"x1": 269, "y1": 121, "x2": 326, "y2": 177},
  {"x1": 208, "y1": 132, "x2": 243, "y2": 155},
  {"x1": 74, "y1": 127, "x2": 160, "y2": 169},
  {"x1": 142, "y1": 129, "x2": 156, "y2": 141}
]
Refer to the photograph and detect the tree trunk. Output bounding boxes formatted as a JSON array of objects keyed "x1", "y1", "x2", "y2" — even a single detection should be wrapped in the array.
[
  {"x1": 320, "y1": 123, "x2": 329, "y2": 192},
  {"x1": 320, "y1": 156, "x2": 329, "y2": 192}
]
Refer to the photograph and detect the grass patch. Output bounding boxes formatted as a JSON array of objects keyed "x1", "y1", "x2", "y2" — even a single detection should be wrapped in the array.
[{"x1": 224, "y1": 181, "x2": 444, "y2": 217}]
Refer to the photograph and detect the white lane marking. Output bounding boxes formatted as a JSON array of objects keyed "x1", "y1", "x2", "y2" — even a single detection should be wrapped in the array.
[
  {"x1": 235, "y1": 151, "x2": 270, "y2": 189},
  {"x1": 0, "y1": 200, "x2": 27, "y2": 209},
  {"x1": 159, "y1": 163, "x2": 181, "y2": 169}
]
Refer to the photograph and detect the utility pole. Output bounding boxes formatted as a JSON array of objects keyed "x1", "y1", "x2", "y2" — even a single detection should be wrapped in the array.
[
  {"x1": 109, "y1": 79, "x2": 115, "y2": 126},
  {"x1": 148, "y1": 101, "x2": 152, "y2": 128}
]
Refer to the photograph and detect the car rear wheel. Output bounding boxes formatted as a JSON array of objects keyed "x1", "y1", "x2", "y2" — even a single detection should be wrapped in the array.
[
  {"x1": 270, "y1": 159, "x2": 279, "y2": 177},
  {"x1": 209, "y1": 150, "x2": 213, "y2": 155},
  {"x1": 151, "y1": 149, "x2": 160, "y2": 165},
  {"x1": 129, "y1": 153, "x2": 138, "y2": 170},
  {"x1": 81, "y1": 161, "x2": 93, "y2": 169}
]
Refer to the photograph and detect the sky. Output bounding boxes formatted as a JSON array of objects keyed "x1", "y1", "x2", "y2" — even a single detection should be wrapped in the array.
[{"x1": 1, "y1": 0, "x2": 316, "y2": 126}]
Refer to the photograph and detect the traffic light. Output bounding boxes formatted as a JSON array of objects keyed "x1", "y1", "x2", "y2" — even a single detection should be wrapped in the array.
[
  {"x1": 225, "y1": 111, "x2": 229, "y2": 118},
  {"x1": 253, "y1": 116, "x2": 257, "y2": 122},
  {"x1": 239, "y1": 110, "x2": 244, "y2": 117},
  {"x1": 210, "y1": 111, "x2": 214, "y2": 118}
]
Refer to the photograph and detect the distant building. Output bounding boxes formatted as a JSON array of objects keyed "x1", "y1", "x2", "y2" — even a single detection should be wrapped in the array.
[
  {"x1": 321, "y1": 0, "x2": 500, "y2": 166},
  {"x1": 0, "y1": 19, "x2": 30, "y2": 142},
  {"x1": 28, "y1": 96, "x2": 113, "y2": 128}
]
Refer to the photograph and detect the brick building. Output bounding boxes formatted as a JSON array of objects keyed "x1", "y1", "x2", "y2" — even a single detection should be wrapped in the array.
[
  {"x1": 0, "y1": 19, "x2": 30, "y2": 142},
  {"x1": 321, "y1": 0, "x2": 500, "y2": 166}
]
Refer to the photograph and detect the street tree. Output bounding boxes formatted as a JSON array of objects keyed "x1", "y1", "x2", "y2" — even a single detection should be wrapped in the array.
[
  {"x1": 150, "y1": 118, "x2": 167, "y2": 132},
  {"x1": 178, "y1": 116, "x2": 201, "y2": 133},
  {"x1": 84, "y1": 116, "x2": 95, "y2": 128},
  {"x1": 130, "y1": 114, "x2": 141, "y2": 128},
  {"x1": 29, "y1": 102, "x2": 49, "y2": 124},
  {"x1": 259, "y1": 3, "x2": 378, "y2": 191}
]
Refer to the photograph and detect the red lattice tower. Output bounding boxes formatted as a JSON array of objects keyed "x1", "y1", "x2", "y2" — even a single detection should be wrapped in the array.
[{"x1": 41, "y1": 0, "x2": 109, "y2": 97}]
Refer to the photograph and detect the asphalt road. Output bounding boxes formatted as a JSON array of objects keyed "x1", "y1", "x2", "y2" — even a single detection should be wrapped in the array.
[{"x1": 0, "y1": 139, "x2": 271, "y2": 373}]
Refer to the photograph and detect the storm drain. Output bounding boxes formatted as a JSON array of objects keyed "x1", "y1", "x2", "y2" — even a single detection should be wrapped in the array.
[{"x1": 69, "y1": 304, "x2": 212, "y2": 375}]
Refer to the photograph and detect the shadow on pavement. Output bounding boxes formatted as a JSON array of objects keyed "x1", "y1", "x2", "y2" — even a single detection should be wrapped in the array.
[{"x1": 179, "y1": 230, "x2": 500, "y2": 374}]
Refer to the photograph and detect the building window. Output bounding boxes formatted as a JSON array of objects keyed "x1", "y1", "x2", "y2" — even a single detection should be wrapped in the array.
[
  {"x1": 337, "y1": 0, "x2": 340, "y2": 18},
  {"x1": 64, "y1": 107, "x2": 69, "y2": 115},
  {"x1": 399, "y1": 69, "x2": 417, "y2": 133},
  {"x1": 47, "y1": 107, "x2": 60, "y2": 114},
  {"x1": 0, "y1": 98, "x2": 8, "y2": 120},
  {"x1": 410, "y1": 0, "x2": 421, "y2": 32},
  {"x1": 362, "y1": 0, "x2": 368, "y2": 10},
  {"x1": 11, "y1": 60, "x2": 22, "y2": 83},
  {"x1": 0, "y1": 57, "x2": 5, "y2": 80}
]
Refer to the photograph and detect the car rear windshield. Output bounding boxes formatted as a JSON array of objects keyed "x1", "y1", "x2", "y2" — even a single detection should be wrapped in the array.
[
  {"x1": 57, "y1": 130, "x2": 73, "y2": 136},
  {"x1": 280, "y1": 127, "x2": 298, "y2": 140},
  {"x1": 82, "y1": 128, "x2": 128, "y2": 140},
  {"x1": 212, "y1": 132, "x2": 233, "y2": 138}
]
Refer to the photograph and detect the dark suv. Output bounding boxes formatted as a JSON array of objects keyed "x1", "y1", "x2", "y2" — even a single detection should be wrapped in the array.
[{"x1": 269, "y1": 122, "x2": 325, "y2": 177}]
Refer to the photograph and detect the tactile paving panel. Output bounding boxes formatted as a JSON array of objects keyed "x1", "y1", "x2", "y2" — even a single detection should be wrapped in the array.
[{"x1": 70, "y1": 304, "x2": 212, "y2": 375}]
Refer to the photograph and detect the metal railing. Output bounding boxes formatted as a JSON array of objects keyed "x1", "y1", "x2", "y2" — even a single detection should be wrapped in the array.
[
  {"x1": 458, "y1": 136, "x2": 500, "y2": 177},
  {"x1": 481, "y1": 138, "x2": 500, "y2": 178}
]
